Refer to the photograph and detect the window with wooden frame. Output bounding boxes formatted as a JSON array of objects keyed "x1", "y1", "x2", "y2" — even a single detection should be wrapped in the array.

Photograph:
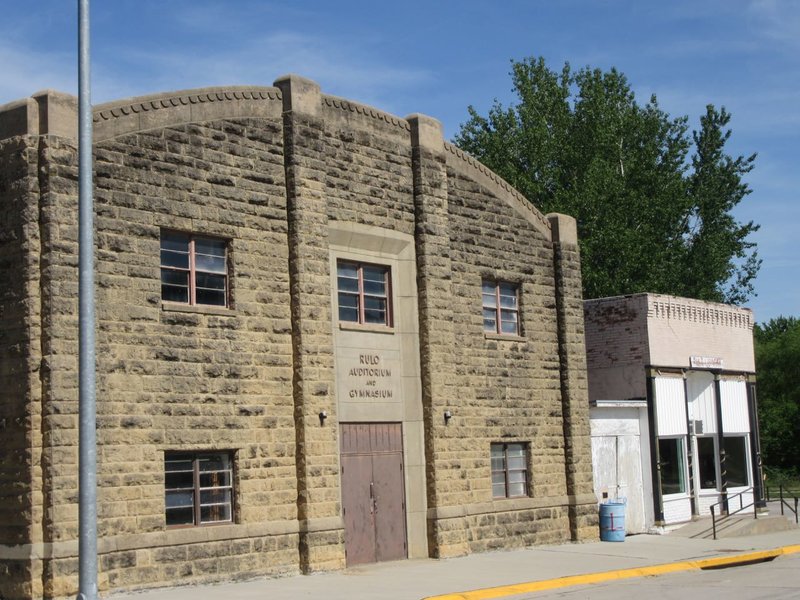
[
  {"x1": 160, "y1": 231, "x2": 229, "y2": 307},
  {"x1": 482, "y1": 280, "x2": 520, "y2": 335},
  {"x1": 336, "y1": 260, "x2": 392, "y2": 326},
  {"x1": 164, "y1": 452, "x2": 234, "y2": 527},
  {"x1": 491, "y1": 443, "x2": 528, "y2": 499}
]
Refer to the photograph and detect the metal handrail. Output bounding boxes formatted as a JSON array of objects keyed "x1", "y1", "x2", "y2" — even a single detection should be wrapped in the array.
[
  {"x1": 709, "y1": 487, "x2": 756, "y2": 540},
  {"x1": 775, "y1": 485, "x2": 799, "y2": 525},
  {"x1": 765, "y1": 484, "x2": 800, "y2": 502}
]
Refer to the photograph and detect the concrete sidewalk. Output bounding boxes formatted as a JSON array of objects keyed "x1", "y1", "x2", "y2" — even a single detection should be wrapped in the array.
[{"x1": 107, "y1": 529, "x2": 800, "y2": 600}]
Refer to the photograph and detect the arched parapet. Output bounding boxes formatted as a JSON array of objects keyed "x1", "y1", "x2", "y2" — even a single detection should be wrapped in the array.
[
  {"x1": 92, "y1": 86, "x2": 283, "y2": 141},
  {"x1": 321, "y1": 94, "x2": 411, "y2": 134},
  {"x1": 443, "y1": 141, "x2": 551, "y2": 238}
]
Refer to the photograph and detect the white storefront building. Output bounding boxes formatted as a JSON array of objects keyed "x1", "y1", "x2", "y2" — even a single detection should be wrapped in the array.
[{"x1": 584, "y1": 294, "x2": 763, "y2": 532}]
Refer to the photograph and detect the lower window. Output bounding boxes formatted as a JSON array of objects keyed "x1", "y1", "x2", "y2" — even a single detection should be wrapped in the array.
[
  {"x1": 491, "y1": 443, "x2": 528, "y2": 498},
  {"x1": 658, "y1": 437, "x2": 686, "y2": 495},
  {"x1": 165, "y1": 452, "x2": 234, "y2": 527}
]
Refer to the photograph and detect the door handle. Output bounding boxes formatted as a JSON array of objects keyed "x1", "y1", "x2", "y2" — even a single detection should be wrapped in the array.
[{"x1": 370, "y1": 482, "x2": 377, "y2": 514}]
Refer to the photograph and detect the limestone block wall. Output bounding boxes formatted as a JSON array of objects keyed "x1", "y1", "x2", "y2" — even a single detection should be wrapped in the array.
[
  {"x1": 0, "y1": 109, "x2": 44, "y2": 600},
  {"x1": 89, "y1": 91, "x2": 300, "y2": 592},
  {"x1": 549, "y1": 215, "x2": 597, "y2": 541},
  {"x1": 418, "y1": 142, "x2": 598, "y2": 556},
  {"x1": 0, "y1": 76, "x2": 598, "y2": 599}
]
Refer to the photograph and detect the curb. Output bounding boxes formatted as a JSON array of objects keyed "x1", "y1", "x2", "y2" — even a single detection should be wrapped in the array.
[{"x1": 423, "y1": 544, "x2": 800, "y2": 600}]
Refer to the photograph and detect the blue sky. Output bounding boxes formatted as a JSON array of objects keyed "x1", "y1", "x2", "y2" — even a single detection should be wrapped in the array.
[{"x1": 1, "y1": 0, "x2": 796, "y2": 323}]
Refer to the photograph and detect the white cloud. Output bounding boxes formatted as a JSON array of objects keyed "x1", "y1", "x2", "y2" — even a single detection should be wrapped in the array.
[
  {"x1": 94, "y1": 30, "x2": 433, "y2": 111},
  {"x1": 748, "y1": 0, "x2": 800, "y2": 48},
  {"x1": 0, "y1": 43, "x2": 77, "y2": 104}
]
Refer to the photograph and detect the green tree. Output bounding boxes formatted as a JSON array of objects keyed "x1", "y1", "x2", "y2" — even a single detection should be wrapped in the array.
[
  {"x1": 754, "y1": 317, "x2": 800, "y2": 474},
  {"x1": 684, "y1": 106, "x2": 759, "y2": 304},
  {"x1": 455, "y1": 57, "x2": 760, "y2": 302}
]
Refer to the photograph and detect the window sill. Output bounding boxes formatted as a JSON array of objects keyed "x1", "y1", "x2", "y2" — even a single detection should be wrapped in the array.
[
  {"x1": 484, "y1": 333, "x2": 525, "y2": 342},
  {"x1": 661, "y1": 492, "x2": 689, "y2": 499},
  {"x1": 166, "y1": 520, "x2": 234, "y2": 530},
  {"x1": 492, "y1": 495, "x2": 533, "y2": 510},
  {"x1": 161, "y1": 302, "x2": 237, "y2": 317},
  {"x1": 339, "y1": 322, "x2": 395, "y2": 334}
]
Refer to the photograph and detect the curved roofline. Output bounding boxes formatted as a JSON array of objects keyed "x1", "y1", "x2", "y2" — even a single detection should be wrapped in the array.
[
  {"x1": 321, "y1": 93, "x2": 411, "y2": 132},
  {"x1": 0, "y1": 79, "x2": 555, "y2": 238},
  {"x1": 443, "y1": 142, "x2": 551, "y2": 237},
  {"x1": 92, "y1": 86, "x2": 282, "y2": 141}
]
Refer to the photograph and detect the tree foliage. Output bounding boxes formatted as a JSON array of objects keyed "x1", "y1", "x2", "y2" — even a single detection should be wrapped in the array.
[
  {"x1": 754, "y1": 317, "x2": 800, "y2": 473},
  {"x1": 454, "y1": 57, "x2": 760, "y2": 303}
]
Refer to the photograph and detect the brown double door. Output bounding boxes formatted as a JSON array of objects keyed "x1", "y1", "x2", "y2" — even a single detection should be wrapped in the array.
[{"x1": 340, "y1": 423, "x2": 407, "y2": 566}]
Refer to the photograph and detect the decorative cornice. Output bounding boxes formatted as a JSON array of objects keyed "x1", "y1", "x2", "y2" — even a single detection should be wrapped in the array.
[
  {"x1": 648, "y1": 296, "x2": 753, "y2": 330},
  {"x1": 91, "y1": 86, "x2": 283, "y2": 141},
  {"x1": 443, "y1": 142, "x2": 551, "y2": 236},
  {"x1": 93, "y1": 88, "x2": 281, "y2": 123},
  {"x1": 321, "y1": 94, "x2": 411, "y2": 131}
]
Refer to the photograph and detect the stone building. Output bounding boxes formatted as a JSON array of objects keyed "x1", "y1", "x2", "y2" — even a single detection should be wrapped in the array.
[
  {"x1": 585, "y1": 294, "x2": 763, "y2": 533},
  {"x1": 0, "y1": 75, "x2": 597, "y2": 600}
]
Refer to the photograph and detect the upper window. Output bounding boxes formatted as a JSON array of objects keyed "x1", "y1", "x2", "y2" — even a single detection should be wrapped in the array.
[
  {"x1": 491, "y1": 443, "x2": 528, "y2": 499},
  {"x1": 482, "y1": 280, "x2": 519, "y2": 335},
  {"x1": 337, "y1": 261, "x2": 392, "y2": 326},
  {"x1": 165, "y1": 452, "x2": 234, "y2": 527},
  {"x1": 161, "y1": 231, "x2": 229, "y2": 307}
]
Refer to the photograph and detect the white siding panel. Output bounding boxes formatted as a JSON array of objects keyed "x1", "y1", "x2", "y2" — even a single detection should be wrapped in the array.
[
  {"x1": 591, "y1": 435, "x2": 617, "y2": 502},
  {"x1": 687, "y1": 372, "x2": 717, "y2": 434},
  {"x1": 655, "y1": 377, "x2": 687, "y2": 436},
  {"x1": 590, "y1": 407, "x2": 641, "y2": 436},
  {"x1": 720, "y1": 379, "x2": 750, "y2": 433},
  {"x1": 728, "y1": 489, "x2": 754, "y2": 512},
  {"x1": 662, "y1": 496, "x2": 692, "y2": 524},
  {"x1": 696, "y1": 492, "x2": 721, "y2": 516},
  {"x1": 617, "y1": 434, "x2": 646, "y2": 533}
]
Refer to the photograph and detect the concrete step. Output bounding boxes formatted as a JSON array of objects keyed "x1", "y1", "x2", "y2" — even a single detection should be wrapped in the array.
[{"x1": 669, "y1": 512, "x2": 798, "y2": 540}]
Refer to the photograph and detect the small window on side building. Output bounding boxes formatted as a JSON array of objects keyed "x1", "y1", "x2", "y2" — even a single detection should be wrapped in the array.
[
  {"x1": 161, "y1": 231, "x2": 229, "y2": 307},
  {"x1": 491, "y1": 443, "x2": 528, "y2": 499},
  {"x1": 482, "y1": 280, "x2": 519, "y2": 335}
]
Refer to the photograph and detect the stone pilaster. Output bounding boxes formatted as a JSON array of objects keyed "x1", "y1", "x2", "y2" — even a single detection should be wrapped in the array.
[
  {"x1": 407, "y1": 114, "x2": 465, "y2": 557},
  {"x1": 547, "y1": 213, "x2": 598, "y2": 541},
  {"x1": 0, "y1": 120, "x2": 40, "y2": 600},
  {"x1": 274, "y1": 75, "x2": 345, "y2": 572}
]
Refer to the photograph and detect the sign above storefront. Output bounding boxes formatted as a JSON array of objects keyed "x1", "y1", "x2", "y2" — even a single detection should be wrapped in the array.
[{"x1": 690, "y1": 355, "x2": 724, "y2": 369}]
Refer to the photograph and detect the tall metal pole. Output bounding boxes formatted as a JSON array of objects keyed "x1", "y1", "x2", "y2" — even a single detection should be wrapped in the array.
[{"x1": 77, "y1": 0, "x2": 97, "y2": 599}]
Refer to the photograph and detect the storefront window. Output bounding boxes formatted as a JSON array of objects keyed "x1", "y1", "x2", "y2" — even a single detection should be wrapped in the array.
[
  {"x1": 724, "y1": 436, "x2": 749, "y2": 488},
  {"x1": 659, "y1": 437, "x2": 686, "y2": 495}
]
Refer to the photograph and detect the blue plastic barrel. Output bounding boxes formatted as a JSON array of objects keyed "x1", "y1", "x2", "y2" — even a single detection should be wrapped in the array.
[{"x1": 599, "y1": 501, "x2": 626, "y2": 542}]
